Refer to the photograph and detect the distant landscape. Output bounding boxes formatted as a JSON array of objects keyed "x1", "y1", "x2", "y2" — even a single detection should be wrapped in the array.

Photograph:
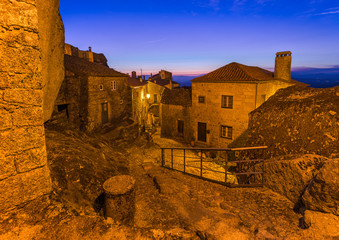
[{"x1": 172, "y1": 67, "x2": 339, "y2": 88}]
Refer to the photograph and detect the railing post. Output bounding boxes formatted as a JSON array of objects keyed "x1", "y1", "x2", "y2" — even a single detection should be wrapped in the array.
[
  {"x1": 171, "y1": 148, "x2": 173, "y2": 169},
  {"x1": 161, "y1": 148, "x2": 164, "y2": 166},
  {"x1": 183, "y1": 149, "x2": 186, "y2": 173},
  {"x1": 262, "y1": 148, "x2": 265, "y2": 186},
  {"x1": 200, "y1": 150, "x2": 203, "y2": 177},
  {"x1": 225, "y1": 151, "x2": 228, "y2": 183}
]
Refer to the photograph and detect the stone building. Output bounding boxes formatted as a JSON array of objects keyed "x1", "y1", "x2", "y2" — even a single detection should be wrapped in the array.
[
  {"x1": 190, "y1": 51, "x2": 303, "y2": 147},
  {"x1": 127, "y1": 76, "x2": 148, "y2": 125},
  {"x1": 127, "y1": 70, "x2": 179, "y2": 128},
  {"x1": 51, "y1": 47, "x2": 130, "y2": 131},
  {"x1": 0, "y1": 0, "x2": 64, "y2": 214},
  {"x1": 161, "y1": 88, "x2": 193, "y2": 142}
]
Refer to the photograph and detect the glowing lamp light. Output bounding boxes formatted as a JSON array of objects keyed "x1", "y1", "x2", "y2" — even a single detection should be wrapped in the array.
[{"x1": 146, "y1": 94, "x2": 150, "y2": 99}]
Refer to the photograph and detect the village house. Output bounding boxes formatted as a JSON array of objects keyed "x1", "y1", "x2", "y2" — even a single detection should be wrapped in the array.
[
  {"x1": 51, "y1": 44, "x2": 130, "y2": 131},
  {"x1": 127, "y1": 69, "x2": 179, "y2": 128},
  {"x1": 161, "y1": 51, "x2": 304, "y2": 148},
  {"x1": 160, "y1": 87, "x2": 193, "y2": 143}
]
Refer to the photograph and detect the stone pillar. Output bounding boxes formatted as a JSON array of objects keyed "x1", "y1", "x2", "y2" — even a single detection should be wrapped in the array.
[{"x1": 103, "y1": 175, "x2": 136, "y2": 225}]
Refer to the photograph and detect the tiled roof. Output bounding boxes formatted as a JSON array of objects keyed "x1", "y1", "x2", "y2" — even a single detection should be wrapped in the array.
[
  {"x1": 191, "y1": 62, "x2": 300, "y2": 84},
  {"x1": 161, "y1": 87, "x2": 192, "y2": 106},
  {"x1": 148, "y1": 74, "x2": 178, "y2": 86},
  {"x1": 64, "y1": 54, "x2": 127, "y2": 77},
  {"x1": 127, "y1": 77, "x2": 148, "y2": 87}
]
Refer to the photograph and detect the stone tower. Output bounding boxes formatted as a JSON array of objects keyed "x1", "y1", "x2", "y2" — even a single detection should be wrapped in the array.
[{"x1": 274, "y1": 51, "x2": 292, "y2": 81}]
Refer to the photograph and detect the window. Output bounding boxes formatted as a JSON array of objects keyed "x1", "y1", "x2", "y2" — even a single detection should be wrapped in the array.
[
  {"x1": 221, "y1": 95, "x2": 233, "y2": 108},
  {"x1": 111, "y1": 81, "x2": 117, "y2": 90},
  {"x1": 220, "y1": 125, "x2": 232, "y2": 139},
  {"x1": 198, "y1": 96, "x2": 205, "y2": 103},
  {"x1": 99, "y1": 84, "x2": 104, "y2": 91},
  {"x1": 154, "y1": 94, "x2": 158, "y2": 103}
]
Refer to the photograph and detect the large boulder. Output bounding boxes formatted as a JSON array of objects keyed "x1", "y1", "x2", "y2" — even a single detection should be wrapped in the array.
[
  {"x1": 302, "y1": 158, "x2": 339, "y2": 215},
  {"x1": 37, "y1": 0, "x2": 65, "y2": 122},
  {"x1": 262, "y1": 154, "x2": 327, "y2": 203},
  {"x1": 246, "y1": 85, "x2": 339, "y2": 158}
]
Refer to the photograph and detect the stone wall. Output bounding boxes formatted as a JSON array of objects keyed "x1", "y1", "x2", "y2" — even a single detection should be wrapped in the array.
[
  {"x1": 87, "y1": 76, "x2": 130, "y2": 131},
  {"x1": 191, "y1": 82, "x2": 257, "y2": 147},
  {"x1": 0, "y1": 0, "x2": 63, "y2": 214},
  {"x1": 50, "y1": 72, "x2": 88, "y2": 129},
  {"x1": 191, "y1": 81, "x2": 297, "y2": 148},
  {"x1": 246, "y1": 85, "x2": 339, "y2": 158},
  {"x1": 161, "y1": 104, "x2": 193, "y2": 142}
]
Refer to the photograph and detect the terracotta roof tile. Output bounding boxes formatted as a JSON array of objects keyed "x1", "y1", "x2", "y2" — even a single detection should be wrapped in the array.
[
  {"x1": 64, "y1": 54, "x2": 127, "y2": 77},
  {"x1": 191, "y1": 62, "x2": 287, "y2": 83},
  {"x1": 127, "y1": 77, "x2": 148, "y2": 87}
]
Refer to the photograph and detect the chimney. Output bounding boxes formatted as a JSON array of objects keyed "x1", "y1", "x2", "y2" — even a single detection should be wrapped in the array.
[
  {"x1": 143, "y1": 75, "x2": 145, "y2": 81},
  {"x1": 87, "y1": 51, "x2": 94, "y2": 62},
  {"x1": 132, "y1": 71, "x2": 136, "y2": 78},
  {"x1": 139, "y1": 76, "x2": 143, "y2": 82},
  {"x1": 88, "y1": 46, "x2": 92, "y2": 52},
  {"x1": 160, "y1": 70, "x2": 165, "y2": 80},
  {"x1": 274, "y1": 51, "x2": 292, "y2": 81}
]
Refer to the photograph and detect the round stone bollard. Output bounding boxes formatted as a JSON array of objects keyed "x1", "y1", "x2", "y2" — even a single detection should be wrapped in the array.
[{"x1": 103, "y1": 175, "x2": 136, "y2": 225}]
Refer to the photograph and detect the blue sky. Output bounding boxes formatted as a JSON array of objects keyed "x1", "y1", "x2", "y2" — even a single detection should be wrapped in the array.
[{"x1": 59, "y1": 0, "x2": 339, "y2": 75}]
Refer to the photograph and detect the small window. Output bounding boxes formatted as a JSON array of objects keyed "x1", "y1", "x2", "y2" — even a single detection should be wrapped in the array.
[
  {"x1": 198, "y1": 96, "x2": 205, "y2": 103},
  {"x1": 99, "y1": 84, "x2": 104, "y2": 91},
  {"x1": 154, "y1": 94, "x2": 158, "y2": 103},
  {"x1": 111, "y1": 81, "x2": 117, "y2": 90},
  {"x1": 220, "y1": 125, "x2": 232, "y2": 139},
  {"x1": 221, "y1": 95, "x2": 233, "y2": 109}
]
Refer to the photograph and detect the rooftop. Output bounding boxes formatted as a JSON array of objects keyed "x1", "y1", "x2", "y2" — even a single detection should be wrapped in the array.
[
  {"x1": 64, "y1": 54, "x2": 127, "y2": 77},
  {"x1": 127, "y1": 77, "x2": 148, "y2": 87},
  {"x1": 191, "y1": 62, "x2": 300, "y2": 84}
]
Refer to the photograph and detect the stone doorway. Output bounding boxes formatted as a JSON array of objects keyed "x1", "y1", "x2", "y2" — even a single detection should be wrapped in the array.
[{"x1": 101, "y1": 103, "x2": 109, "y2": 124}]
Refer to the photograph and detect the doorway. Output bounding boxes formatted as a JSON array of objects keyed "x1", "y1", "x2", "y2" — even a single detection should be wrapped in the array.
[
  {"x1": 197, "y1": 122, "x2": 207, "y2": 142},
  {"x1": 101, "y1": 103, "x2": 109, "y2": 124}
]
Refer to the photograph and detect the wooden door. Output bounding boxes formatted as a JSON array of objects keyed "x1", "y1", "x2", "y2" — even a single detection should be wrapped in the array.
[
  {"x1": 198, "y1": 122, "x2": 207, "y2": 142},
  {"x1": 101, "y1": 103, "x2": 108, "y2": 124}
]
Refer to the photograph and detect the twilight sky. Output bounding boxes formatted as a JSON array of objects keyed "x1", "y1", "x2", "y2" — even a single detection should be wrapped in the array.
[{"x1": 59, "y1": 0, "x2": 339, "y2": 75}]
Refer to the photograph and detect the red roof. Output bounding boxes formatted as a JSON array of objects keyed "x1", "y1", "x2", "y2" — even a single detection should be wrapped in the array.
[{"x1": 191, "y1": 62, "x2": 300, "y2": 84}]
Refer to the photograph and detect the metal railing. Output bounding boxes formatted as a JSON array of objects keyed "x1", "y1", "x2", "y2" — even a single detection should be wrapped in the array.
[{"x1": 161, "y1": 146, "x2": 267, "y2": 187}]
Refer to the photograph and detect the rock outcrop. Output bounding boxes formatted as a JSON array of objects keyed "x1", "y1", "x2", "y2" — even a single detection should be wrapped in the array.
[
  {"x1": 262, "y1": 154, "x2": 327, "y2": 203},
  {"x1": 37, "y1": 0, "x2": 65, "y2": 122},
  {"x1": 0, "y1": 0, "x2": 64, "y2": 214},
  {"x1": 302, "y1": 158, "x2": 339, "y2": 215},
  {"x1": 246, "y1": 85, "x2": 339, "y2": 158}
]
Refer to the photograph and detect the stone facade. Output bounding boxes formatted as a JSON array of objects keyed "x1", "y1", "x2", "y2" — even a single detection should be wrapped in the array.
[
  {"x1": 161, "y1": 88, "x2": 193, "y2": 142},
  {"x1": 51, "y1": 52, "x2": 130, "y2": 131},
  {"x1": 0, "y1": 0, "x2": 63, "y2": 214},
  {"x1": 175, "y1": 53, "x2": 301, "y2": 148},
  {"x1": 128, "y1": 71, "x2": 178, "y2": 128}
]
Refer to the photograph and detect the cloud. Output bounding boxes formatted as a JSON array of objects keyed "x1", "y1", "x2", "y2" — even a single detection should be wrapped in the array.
[{"x1": 314, "y1": 10, "x2": 339, "y2": 15}]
